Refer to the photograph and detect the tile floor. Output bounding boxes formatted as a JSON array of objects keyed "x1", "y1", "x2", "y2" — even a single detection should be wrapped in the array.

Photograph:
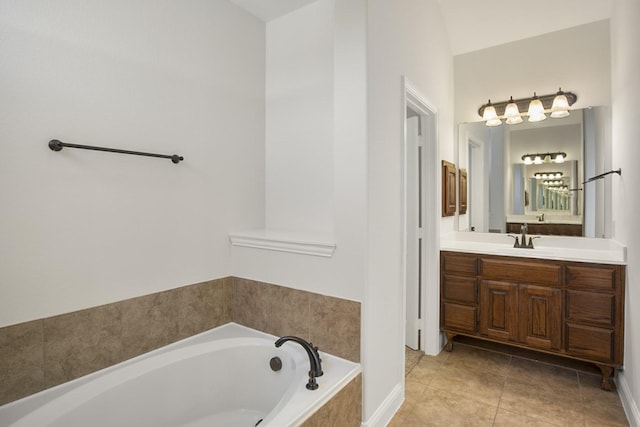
[{"x1": 390, "y1": 339, "x2": 629, "y2": 427}]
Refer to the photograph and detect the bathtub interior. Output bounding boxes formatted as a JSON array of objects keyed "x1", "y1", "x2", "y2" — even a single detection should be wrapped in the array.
[{"x1": 1, "y1": 323, "x2": 361, "y2": 427}]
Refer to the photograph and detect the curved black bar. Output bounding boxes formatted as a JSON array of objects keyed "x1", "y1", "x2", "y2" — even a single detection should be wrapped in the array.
[
  {"x1": 48, "y1": 139, "x2": 183, "y2": 164},
  {"x1": 275, "y1": 336, "x2": 323, "y2": 390}
]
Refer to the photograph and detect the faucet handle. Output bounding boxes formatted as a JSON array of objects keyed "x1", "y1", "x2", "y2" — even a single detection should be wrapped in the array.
[
  {"x1": 507, "y1": 234, "x2": 520, "y2": 248},
  {"x1": 527, "y1": 235, "x2": 542, "y2": 248}
]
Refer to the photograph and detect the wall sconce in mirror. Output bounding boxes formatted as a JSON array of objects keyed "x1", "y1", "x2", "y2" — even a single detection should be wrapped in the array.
[
  {"x1": 478, "y1": 89, "x2": 577, "y2": 127},
  {"x1": 521, "y1": 152, "x2": 567, "y2": 165}
]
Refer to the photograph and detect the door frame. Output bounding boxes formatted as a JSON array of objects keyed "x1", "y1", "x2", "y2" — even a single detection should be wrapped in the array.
[{"x1": 401, "y1": 77, "x2": 441, "y2": 382}]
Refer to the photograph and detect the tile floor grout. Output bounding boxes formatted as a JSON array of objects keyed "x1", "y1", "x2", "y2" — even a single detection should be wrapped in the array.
[{"x1": 393, "y1": 343, "x2": 629, "y2": 426}]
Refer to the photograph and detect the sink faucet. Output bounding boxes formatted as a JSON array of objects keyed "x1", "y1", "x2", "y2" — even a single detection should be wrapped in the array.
[
  {"x1": 537, "y1": 213, "x2": 545, "y2": 222},
  {"x1": 275, "y1": 336, "x2": 323, "y2": 390},
  {"x1": 508, "y1": 223, "x2": 541, "y2": 249}
]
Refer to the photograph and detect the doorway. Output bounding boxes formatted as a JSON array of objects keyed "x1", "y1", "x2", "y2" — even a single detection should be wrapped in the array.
[{"x1": 402, "y1": 78, "x2": 440, "y2": 369}]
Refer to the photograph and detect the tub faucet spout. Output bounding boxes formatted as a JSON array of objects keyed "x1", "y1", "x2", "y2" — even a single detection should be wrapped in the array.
[{"x1": 275, "y1": 336, "x2": 323, "y2": 390}]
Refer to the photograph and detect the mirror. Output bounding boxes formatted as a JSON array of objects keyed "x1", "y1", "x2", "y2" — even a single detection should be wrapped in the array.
[
  {"x1": 453, "y1": 20, "x2": 612, "y2": 238},
  {"x1": 458, "y1": 106, "x2": 611, "y2": 237}
]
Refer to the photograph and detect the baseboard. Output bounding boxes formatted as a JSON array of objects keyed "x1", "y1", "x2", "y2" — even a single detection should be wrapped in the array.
[
  {"x1": 361, "y1": 383, "x2": 403, "y2": 427},
  {"x1": 618, "y1": 372, "x2": 640, "y2": 427}
]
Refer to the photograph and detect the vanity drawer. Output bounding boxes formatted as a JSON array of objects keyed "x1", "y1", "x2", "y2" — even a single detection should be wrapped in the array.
[
  {"x1": 567, "y1": 290, "x2": 615, "y2": 326},
  {"x1": 566, "y1": 323, "x2": 615, "y2": 363},
  {"x1": 442, "y1": 275, "x2": 477, "y2": 304},
  {"x1": 566, "y1": 265, "x2": 616, "y2": 290},
  {"x1": 479, "y1": 258, "x2": 562, "y2": 286},
  {"x1": 442, "y1": 253, "x2": 477, "y2": 276},
  {"x1": 442, "y1": 302, "x2": 477, "y2": 334}
]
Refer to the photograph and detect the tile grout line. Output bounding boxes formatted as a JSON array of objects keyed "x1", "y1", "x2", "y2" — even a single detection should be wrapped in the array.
[
  {"x1": 576, "y1": 369, "x2": 587, "y2": 427},
  {"x1": 492, "y1": 354, "x2": 512, "y2": 427}
]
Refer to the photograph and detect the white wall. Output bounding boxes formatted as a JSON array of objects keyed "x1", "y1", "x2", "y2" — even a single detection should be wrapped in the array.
[
  {"x1": 611, "y1": 0, "x2": 640, "y2": 424},
  {"x1": 454, "y1": 20, "x2": 611, "y2": 124},
  {"x1": 265, "y1": 0, "x2": 334, "y2": 234},
  {"x1": 229, "y1": 0, "x2": 367, "y2": 304},
  {"x1": 0, "y1": 0, "x2": 266, "y2": 327},
  {"x1": 366, "y1": 0, "x2": 453, "y2": 423}
]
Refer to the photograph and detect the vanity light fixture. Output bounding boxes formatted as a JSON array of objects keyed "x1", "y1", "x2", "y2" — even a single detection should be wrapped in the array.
[
  {"x1": 478, "y1": 89, "x2": 577, "y2": 126},
  {"x1": 521, "y1": 152, "x2": 567, "y2": 165},
  {"x1": 534, "y1": 172, "x2": 563, "y2": 179}
]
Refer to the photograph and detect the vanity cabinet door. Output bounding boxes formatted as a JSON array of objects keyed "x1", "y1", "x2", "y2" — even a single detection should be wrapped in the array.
[
  {"x1": 518, "y1": 285, "x2": 562, "y2": 350},
  {"x1": 479, "y1": 280, "x2": 518, "y2": 342}
]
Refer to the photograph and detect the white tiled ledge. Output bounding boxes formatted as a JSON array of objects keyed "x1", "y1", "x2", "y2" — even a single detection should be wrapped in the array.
[
  {"x1": 440, "y1": 231, "x2": 627, "y2": 265},
  {"x1": 229, "y1": 229, "x2": 336, "y2": 257}
]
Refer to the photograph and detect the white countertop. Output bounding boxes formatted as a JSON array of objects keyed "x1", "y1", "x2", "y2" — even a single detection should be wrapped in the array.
[
  {"x1": 440, "y1": 232, "x2": 626, "y2": 265},
  {"x1": 506, "y1": 214, "x2": 583, "y2": 225}
]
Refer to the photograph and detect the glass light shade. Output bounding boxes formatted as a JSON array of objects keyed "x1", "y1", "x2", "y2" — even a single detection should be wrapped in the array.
[
  {"x1": 550, "y1": 90, "x2": 570, "y2": 118},
  {"x1": 482, "y1": 102, "x2": 501, "y2": 126},
  {"x1": 534, "y1": 155, "x2": 543, "y2": 164},
  {"x1": 555, "y1": 172, "x2": 562, "y2": 178},
  {"x1": 527, "y1": 94, "x2": 547, "y2": 122},
  {"x1": 504, "y1": 98, "x2": 523, "y2": 124},
  {"x1": 523, "y1": 156, "x2": 533, "y2": 165},
  {"x1": 486, "y1": 117, "x2": 502, "y2": 126},
  {"x1": 554, "y1": 153, "x2": 565, "y2": 163}
]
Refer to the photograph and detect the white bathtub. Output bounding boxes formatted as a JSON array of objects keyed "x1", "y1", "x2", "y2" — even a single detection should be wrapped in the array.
[{"x1": 0, "y1": 323, "x2": 360, "y2": 427}]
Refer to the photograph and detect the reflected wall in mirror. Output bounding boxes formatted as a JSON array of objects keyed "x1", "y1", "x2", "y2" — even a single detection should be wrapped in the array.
[{"x1": 458, "y1": 106, "x2": 611, "y2": 237}]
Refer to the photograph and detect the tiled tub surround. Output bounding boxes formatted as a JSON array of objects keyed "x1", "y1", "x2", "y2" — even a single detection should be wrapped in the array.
[{"x1": 0, "y1": 277, "x2": 361, "y2": 407}]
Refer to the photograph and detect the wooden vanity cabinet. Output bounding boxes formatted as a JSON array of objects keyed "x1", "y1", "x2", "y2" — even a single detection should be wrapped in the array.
[{"x1": 440, "y1": 251, "x2": 625, "y2": 390}]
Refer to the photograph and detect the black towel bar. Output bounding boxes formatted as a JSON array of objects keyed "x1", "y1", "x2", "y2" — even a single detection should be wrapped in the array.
[
  {"x1": 48, "y1": 139, "x2": 183, "y2": 164},
  {"x1": 583, "y1": 168, "x2": 621, "y2": 184}
]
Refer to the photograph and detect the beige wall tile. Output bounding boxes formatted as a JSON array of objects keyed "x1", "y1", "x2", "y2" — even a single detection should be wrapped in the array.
[
  {"x1": 43, "y1": 304, "x2": 123, "y2": 388},
  {"x1": 176, "y1": 278, "x2": 232, "y2": 339},
  {"x1": 120, "y1": 289, "x2": 179, "y2": 360},
  {"x1": 232, "y1": 278, "x2": 310, "y2": 339},
  {"x1": 310, "y1": 294, "x2": 360, "y2": 362},
  {"x1": 301, "y1": 374, "x2": 362, "y2": 427},
  {"x1": 0, "y1": 320, "x2": 44, "y2": 405}
]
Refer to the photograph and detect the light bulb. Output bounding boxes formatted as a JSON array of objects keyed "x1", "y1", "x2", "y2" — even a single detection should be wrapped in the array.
[
  {"x1": 523, "y1": 156, "x2": 533, "y2": 165},
  {"x1": 554, "y1": 153, "x2": 565, "y2": 163},
  {"x1": 534, "y1": 155, "x2": 543, "y2": 164}
]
